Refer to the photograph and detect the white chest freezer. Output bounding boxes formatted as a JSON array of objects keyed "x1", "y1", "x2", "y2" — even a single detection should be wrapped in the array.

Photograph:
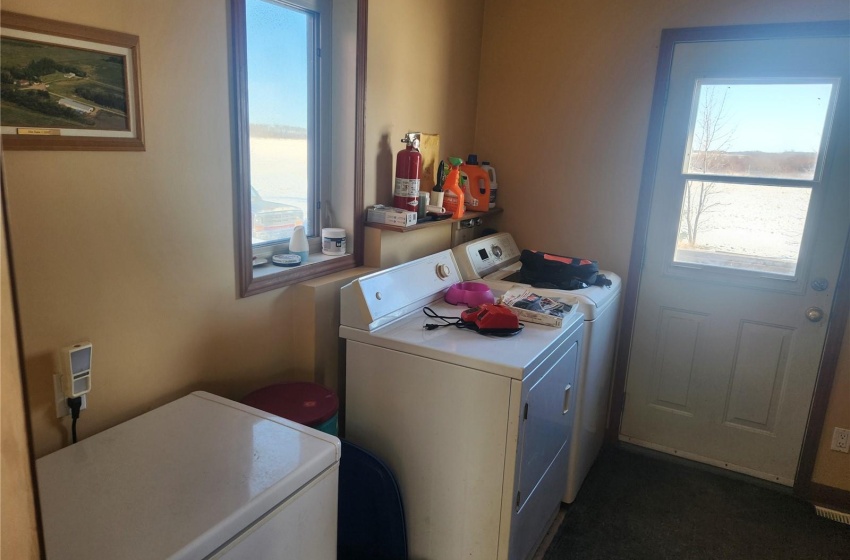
[{"x1": 36, "y1": 391, "x2": 340, "y2": 560}]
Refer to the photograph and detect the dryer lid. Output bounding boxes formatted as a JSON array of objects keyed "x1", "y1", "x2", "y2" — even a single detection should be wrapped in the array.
[{"x1": 486, "y1": 264, "x2": 622, "y2": 320}]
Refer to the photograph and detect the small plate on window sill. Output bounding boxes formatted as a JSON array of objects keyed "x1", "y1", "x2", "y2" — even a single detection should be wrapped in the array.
[{"x1": 252, "y1": 257, "x2": 268, "y2": 267}]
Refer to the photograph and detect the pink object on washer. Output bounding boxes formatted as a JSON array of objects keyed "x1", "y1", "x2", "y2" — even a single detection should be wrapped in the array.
[{"x1": 444, "y1": 282, "x2": 496, "y2": 307}]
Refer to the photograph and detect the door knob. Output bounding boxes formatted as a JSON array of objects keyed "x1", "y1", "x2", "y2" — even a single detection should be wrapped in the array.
[{"x1": 805, "y1": 307, "x2": 825, "y2": 322}]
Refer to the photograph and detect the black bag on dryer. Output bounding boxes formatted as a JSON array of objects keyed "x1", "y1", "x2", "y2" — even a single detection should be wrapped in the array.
[{"x1": 518, "y1": 249, "x2": 612, "y2": 290}]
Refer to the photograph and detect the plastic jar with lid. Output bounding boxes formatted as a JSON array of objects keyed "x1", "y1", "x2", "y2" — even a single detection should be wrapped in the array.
[{"x1": 322, "y1": 228, "x2": 347, "y2": 256}]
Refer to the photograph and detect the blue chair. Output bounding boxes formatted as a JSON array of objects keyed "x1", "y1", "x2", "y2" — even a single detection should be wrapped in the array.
[{"x1": 337, "y1": 439, "x2": 408, "y2": 560}]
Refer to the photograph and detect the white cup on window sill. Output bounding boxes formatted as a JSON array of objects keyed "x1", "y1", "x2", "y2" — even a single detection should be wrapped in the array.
[{"x1": 289, "y1": 226, "x2": 309, "y2": 263}]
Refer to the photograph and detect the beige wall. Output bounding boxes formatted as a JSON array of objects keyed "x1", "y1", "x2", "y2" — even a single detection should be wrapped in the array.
[
  {"x1": 365, "y1": 0, "x2": 484, "y2": 210},
  {"x1": 1, "y1": 163, "x2": 41, "y2": 559},
  {"x1": 4, "y1": 0, "x2": 314, "y2": 458},
  {"x1": 2, "y1": 0, "x2": 487, "y2": 461},
  {"x1": 474, "y1": 0, "x2": 849, "y2": 491},
  {"x1": 362, "y1": 0, "x2": 486, "y2": 266},
  {"x1": 813, "y1": 321, "x2": 850, "y2": 490}
]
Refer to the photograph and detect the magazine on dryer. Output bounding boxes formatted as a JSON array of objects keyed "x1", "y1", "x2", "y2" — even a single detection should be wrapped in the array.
[{"x1": 499, "y1": 287, "x2": 576, "y2": 328}]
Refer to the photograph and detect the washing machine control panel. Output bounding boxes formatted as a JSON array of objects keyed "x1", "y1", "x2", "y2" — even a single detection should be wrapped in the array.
[{"x1": 453, "y1": 233, "x2": 521, "y2": 279}]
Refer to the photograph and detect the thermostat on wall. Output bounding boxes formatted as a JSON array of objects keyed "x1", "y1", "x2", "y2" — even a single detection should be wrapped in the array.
[{"x1": 59, "y1": 342, "x2": 92, "y2": 397}]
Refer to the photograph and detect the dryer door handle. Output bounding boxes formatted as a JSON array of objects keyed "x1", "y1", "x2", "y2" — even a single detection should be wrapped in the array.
[{"x1": 563, "y1": 384, "x2": 572, "y2": 415}]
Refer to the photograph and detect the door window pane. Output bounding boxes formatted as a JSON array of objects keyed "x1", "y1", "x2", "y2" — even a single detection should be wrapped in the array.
[
  {"x1": 246, "y1": 0, "x2": 315, "y2": 245},
  {"x1": 683, "y1": 81, "x2": 835, "y2": 181},
  {"x1": 674, "y1": 182, "x2": 812, "y2": 276}
]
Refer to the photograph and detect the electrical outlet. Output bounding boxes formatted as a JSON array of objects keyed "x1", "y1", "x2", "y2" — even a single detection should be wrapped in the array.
[
  {"x1": 831, "y1": 427, "x2": 850, "y2": 453},
  {"x1": 53, "y1": 373, "x2": 86, "y2": 418}
]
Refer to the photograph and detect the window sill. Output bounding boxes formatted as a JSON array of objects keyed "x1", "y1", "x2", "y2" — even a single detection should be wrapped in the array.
[
  {"x1": 252, "y1": 250, "x2": 348, "y2": 278},
  {"x1": 244, "y1": 251, "x2": 357, "y2": 296}
]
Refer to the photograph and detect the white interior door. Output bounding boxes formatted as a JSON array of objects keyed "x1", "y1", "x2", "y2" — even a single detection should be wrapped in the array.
[{"x1": 620, "y1": 34, "x2": 849, "y2": 485}]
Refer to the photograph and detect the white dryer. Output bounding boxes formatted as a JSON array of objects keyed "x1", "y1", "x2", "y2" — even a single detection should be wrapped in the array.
[
  {"x1": 36, "y1": 392, "x2": 340, "y2": 560},
  {"x1": 340, "y1": 249, "x2": 585, "y2": 559},
  {"x1": 452, "y1": 233, "x2": 622, "y2": 503}
]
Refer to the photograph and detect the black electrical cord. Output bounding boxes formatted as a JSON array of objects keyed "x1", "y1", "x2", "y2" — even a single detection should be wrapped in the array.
[
  {"x1": 67, "y1": 397, "x2": 83, "y2": 444},
  {"x1": 422, "y1": 307, "x2": 477, "y2": 332},
  {"x1": 422, "y1": 306, "x2": 523, "y2": 337}
]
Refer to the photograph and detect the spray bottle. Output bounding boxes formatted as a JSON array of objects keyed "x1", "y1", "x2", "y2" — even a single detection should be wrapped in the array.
[{"x1": 442, "y1": 157, "x2": 465, "y2": 219}]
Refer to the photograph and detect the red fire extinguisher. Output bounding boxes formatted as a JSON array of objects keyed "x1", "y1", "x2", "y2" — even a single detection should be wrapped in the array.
[{"x1": 393, "y1": 132, "x2": 422, "y2": 212}]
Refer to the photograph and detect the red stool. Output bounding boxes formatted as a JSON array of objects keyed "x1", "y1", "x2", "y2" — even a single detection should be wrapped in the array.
[{"x1": 241, "y1": 382, "x2": 339, "y2": 436}]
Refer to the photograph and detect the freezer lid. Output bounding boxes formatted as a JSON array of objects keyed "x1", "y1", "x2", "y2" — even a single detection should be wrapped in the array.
[{"x1": 36, "y1": 392, "x2": 340, "y2": 560}]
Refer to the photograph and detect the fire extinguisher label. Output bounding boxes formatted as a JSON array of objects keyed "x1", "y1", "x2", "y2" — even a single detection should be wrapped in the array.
[{"x1": 393, "y1": 177, "x2": 420, "y2": 197}]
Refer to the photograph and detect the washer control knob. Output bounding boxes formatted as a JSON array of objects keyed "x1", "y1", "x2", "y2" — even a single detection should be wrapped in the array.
[
  {"x1": 492, "y1": 245, "x2": 503, "y2": 258},
  {"x1": 436, "y1": 263, "x2": 451, "y2": 279}
]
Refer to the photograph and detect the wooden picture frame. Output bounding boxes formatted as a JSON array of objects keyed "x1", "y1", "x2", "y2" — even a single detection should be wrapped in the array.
[{"x1": 0, "y1": 11, "x2": 144, "y2": 151}]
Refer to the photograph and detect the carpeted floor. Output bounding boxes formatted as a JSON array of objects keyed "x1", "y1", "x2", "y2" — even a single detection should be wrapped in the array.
[{"x1": 542, "y1": 446, "x2": 850, "y2": 560}]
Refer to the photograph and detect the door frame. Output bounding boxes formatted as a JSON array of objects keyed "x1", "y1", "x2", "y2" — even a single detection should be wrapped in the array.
[{"x1": 607, "y1": 20, "x2": 850, "y2": 507}]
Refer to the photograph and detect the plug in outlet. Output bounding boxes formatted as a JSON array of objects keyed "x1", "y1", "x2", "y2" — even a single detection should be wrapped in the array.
[
  {"x1": 831, "y1": 427, "x2": 850, "y2": 453},
  {"x1": 54, "y1": 373, "x2": 86, "y2": 418}
]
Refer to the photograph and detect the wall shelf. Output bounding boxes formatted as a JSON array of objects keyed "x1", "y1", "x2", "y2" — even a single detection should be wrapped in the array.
[{"x1": 365, "y1": 207, "x2": 503, "y2": 233}]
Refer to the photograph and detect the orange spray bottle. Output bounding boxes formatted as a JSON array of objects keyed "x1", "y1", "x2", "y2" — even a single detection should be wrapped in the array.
[{"x1": 441, "y1": 157, "x2": 465, "y2": 219}]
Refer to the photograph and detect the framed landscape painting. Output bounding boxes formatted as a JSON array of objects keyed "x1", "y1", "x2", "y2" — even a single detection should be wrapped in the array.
[{"x1": 0, "y1": 12, "x2": 144, "y2": 150}]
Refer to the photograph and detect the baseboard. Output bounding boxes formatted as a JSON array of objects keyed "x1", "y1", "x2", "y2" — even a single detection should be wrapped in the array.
[{"x1": 618, "y1": 435, "x2": 794, "y2": 487}]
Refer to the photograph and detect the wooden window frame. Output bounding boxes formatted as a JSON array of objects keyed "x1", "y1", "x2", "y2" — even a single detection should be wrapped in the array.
[{"x1": 230, "y1": 0, "x2": 366, "y2": 296}]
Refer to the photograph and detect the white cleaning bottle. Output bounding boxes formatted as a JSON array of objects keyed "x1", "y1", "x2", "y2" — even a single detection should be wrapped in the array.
[
  {"x1": 289, "y1": 226, "x2": 309, "y2": 263},
  {"x1": 481, "y1": 161, "x2": 498, "y2": 209}
]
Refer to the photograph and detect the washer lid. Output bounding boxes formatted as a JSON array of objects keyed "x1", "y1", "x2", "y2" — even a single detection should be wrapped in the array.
[
  {"x1": 486, "y1": 264, "x2": 622, "y2": 320},
  {"x1": 36, "y1": 392, "x2": 340, "y2": 560}
]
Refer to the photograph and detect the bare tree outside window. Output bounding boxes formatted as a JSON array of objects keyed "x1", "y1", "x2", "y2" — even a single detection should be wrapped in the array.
[
  {"x1": 674, "y1": 81, "x2": 833, "y2": 276},
  {"x1": 680, "y1": 86, "x2": 737, "y2": 247}
]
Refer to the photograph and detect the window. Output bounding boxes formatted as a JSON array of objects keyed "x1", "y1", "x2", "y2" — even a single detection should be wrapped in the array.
[
  {"x1": 246, "y1": 0, "x2": 316, "y2": 244},
  {"x1": 673, "y1": 79, "x2": 839, "y2": 278},
  {"x1": 232, "y1": 0, "x2": 365, "y2": 296}
]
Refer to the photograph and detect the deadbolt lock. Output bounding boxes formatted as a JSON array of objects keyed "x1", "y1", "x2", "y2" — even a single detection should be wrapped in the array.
[{"x1": 811, "y1": 278, "x2": 829, "y2": 292}]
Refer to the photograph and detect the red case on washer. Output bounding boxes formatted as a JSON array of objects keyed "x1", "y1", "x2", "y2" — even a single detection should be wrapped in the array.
[{"x1": 461, "y1": 304, "x2": 519, "y2": 330}]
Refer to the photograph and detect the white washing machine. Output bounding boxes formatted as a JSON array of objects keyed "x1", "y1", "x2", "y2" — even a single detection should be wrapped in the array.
[
  {"x1": 36, "y1": 392, "x2": 340, "y2": 560},
  {"x1": 339, "y1": 250, "x2": 585, "y2": 559},
  {"x1": 452, "y1": 233, "x2": 622, "y2": 503}
]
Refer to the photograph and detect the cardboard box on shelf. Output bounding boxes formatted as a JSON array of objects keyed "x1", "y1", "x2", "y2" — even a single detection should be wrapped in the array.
[
  {"x1": 367, "y1": 205, "x2": 418, "y2": 227},
  {"x1": 419, "y1": 133, "x2": 440, "y2": 192}
]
